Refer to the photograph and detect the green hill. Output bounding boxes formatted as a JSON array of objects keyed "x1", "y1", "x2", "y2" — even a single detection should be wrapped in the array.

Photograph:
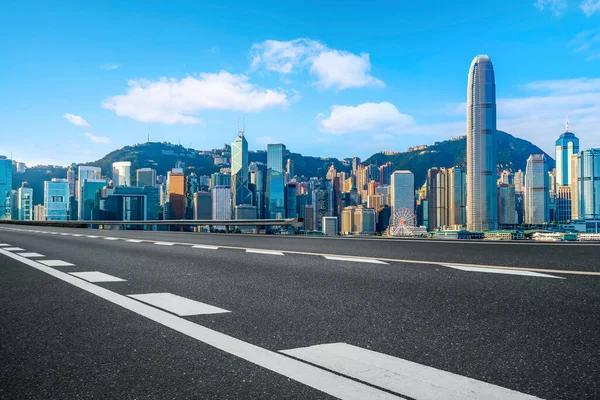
[
  {"x1": 14, "y1": 131, "x2": 554, "y2": 204},
  {"x1": 364, "y1": 130, "x2": 554, "y2": 188}
]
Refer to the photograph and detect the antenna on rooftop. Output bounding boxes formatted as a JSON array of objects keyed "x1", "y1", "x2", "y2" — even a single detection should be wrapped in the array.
[{"x1": 565, "y1": 114, "x2": 569, "y2": 132}]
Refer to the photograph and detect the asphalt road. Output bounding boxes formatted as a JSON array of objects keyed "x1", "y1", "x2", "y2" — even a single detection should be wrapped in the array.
[{"x1": 1, "y1": 224, "x2": 599, "y2": 399}]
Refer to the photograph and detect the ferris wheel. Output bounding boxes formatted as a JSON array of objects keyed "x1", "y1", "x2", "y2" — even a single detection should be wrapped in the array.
[{"x1": 389, "y1": 208, "x2": 416, "y2": 236}]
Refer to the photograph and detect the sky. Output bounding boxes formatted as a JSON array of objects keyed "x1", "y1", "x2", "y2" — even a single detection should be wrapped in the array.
[{"x1": 2, "y1": 0, "x2": 600, "y2": 167}]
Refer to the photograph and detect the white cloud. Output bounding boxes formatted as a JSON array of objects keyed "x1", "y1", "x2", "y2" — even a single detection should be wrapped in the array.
[
  {"x1": 580, "y1": 0, "x2": 600, "y2": 16},
  {"x1": 102, "y1": 71, "x2": 289, "y2": 124},
  {"x1": 83, "y1": 132, "x2": 112, "y2": 144},
  {"x1": 100, "y1": 64, "x2": 120, "y2": 71},
  {"x1": 534, "y1": 0, "x2": 568, "y2": 15},
  {"x1": 250, "y1": 38, "x2": 383, "y2": 90},
  {"x1": 63, "y1": 113, "x2": 90, "y2": 127},
  {"x1": 569, "y1": 28, "x2": 600, "y2": 60},
  {"x1": 318, "y1": 102, "x2": 414, "y2": 134}
]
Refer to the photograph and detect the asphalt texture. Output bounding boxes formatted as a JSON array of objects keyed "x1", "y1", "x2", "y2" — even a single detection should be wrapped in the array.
[{"x1": 1, "y1": 224, "x2": 599, "y2": 399}]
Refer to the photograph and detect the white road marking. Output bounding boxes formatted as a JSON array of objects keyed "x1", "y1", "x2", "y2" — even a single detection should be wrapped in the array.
[
  {"x1": 192, "y1": 245, "x2": 219, "y2": 250},
  {"x1": 246, "y1": 249, "x2": 284, "y2": 256},
  {"x1": 154, "y1": 242, "x2": 174, "y2": 246},
  {"x1": 70, "y1": 271, "x2": 126, "y2": 283},
  {"x1": 38, "y1": 260, "x2": 75, "y2": 267},
  {"x1": 281, "y1": 343, "x2": 541, "y2": 400},
  {"x1": 0, "y1": 244, "x2": 11, "y2": 247},
  {"x1": 441, "y1": 264, "x2": 564, "y2": 279},
  {"x1": 103, "y1": 237, "x2": 120, "y2": 241},
  {"x1": 71, "y1": 234, "x2": 83, "y2": 237},
  {"x1": 59, "y1": 233, "x2": 70, "y2": 236},
  {"x1": 0, "y1": 249, "x2": 400, "y2": 400},
  {"x1": 126, "y1": 239, "x2": 143, "y2": 243},
  {"x1": 3, "y1": 247, "x2": 25, "y2": 251},
  {"x1": 128, "y1": 293, "x2": 230, "y2": 316},
  {"x1": 16, "y1": 252, "x2": 45, "y2": 258},
  {"x1": 49, "y1": 232, "x2": 59, "y2": 235},
  {"x1": 87, "y1": 235, "x2": 100, "y2": 238},
  {"x1": 324, "y1": 256, "x2": 388, "y2": 265}
]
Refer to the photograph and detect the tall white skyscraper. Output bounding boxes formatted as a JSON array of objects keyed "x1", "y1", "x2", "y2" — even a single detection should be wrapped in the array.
[
  {"x1": 77, "y1": 166, "x2": 101, "y2": 220},
  {"x1": 112, "y1": 161, "x2": 132, "y2": 186},
  {"x1": 231, "y1": 130, "x2": 251, "y2": 208},
  {"x1": 212, "y1": 185, "x2": 232, "y2": 221},
  {"x1": 390, "y1": 170, "x2": 414, "y2": 215},
  {"x1": 466, "y1": 54, "x2": 498, "y2": 231},
  {"x1": 525, "y1": 154, "x2": 549, "y2": 225}
]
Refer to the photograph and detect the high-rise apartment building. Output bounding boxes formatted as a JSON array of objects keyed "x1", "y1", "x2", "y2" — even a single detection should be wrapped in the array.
[
  {"x1": 212, "y1": 185, "x2": 232, "y2": 221},
  {"x1": 390, "y1": 170, "x2": 414, "y2": 215},
  {"x1": 341, "y1": 206, "x2": 356, "y2": 235},
  {"x1": 555, "y1": 120, "x2": 579, "y2": 186},
  {"x1": 466, "y1": 54, "x2": 498, "y2": 231},
  {"x1": 45, "y1": 178, "x2": 70, "y2": 221},
  {"x1": 525, "y1": 154, "x2": 549, "y2": 225},
  {"x1": 136, "y1": 168, "x2": 157, "y2": 187},
  {"x1": 77, "y1": 166, "x2": 102, "y2": 220},
  {"x1": 231, "y1": 130, "x2": 251, "y2": 208},
  {"x1": 33, "y1": 204, "x2": 45, "y2": 221},
  {"x1": 167, "y1": 168, "x2": 186, "y2": 219},
  {"x1": 514, "y1": 170, "x2": 525, "y2": 194},
  {"x1": 497, "y1": 184, "x2": 516, "y2": 226},
  {"x1": 67, "y1": 166, "x2": 75, "y2": 197},
  {"x1": 576, "y1": 149, "x2": 600, "y2": 220},
  {"x1": 17, "y1": 182, "x2": 33, "y2": 221},
  {"x1": 352, "y1": 157, "x2": 361, "y2": 175},
  {"x1": 0, "y1": 156, "x2": 13, "y2": 220},
  {"x1": 112, "y1": 161, "x2": 132, "y2": 186},
  {"x1": 267, "y1": 144, "x2": 286, "y2": 173},
  {"x1": 193, "y1": 191, "x2": 212, "y2": 220},
  {"x1": 354, "y1": 206, "x2": 376, "y2": 234}
]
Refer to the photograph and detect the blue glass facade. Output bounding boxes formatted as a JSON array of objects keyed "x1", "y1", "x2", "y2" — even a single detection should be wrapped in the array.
[
  {"x1": 578, "y1": 149, "x2": 600, "y2": 220},
  {"x1": 266, "y1": 170, "x2": 285, "y2": 219},
  {"x1": 555, "y1": 131, "x2": 579, "y2": 186},
  {"x1": 267, "y1": 144, "x2": 286, "y2": 173},
  {"x1": 0, "y1": 157, "x2": 12, "y2": 220}
]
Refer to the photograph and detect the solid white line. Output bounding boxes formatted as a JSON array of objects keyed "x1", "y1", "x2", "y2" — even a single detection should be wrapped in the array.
[
  {"x1": 70, "y1": 271, "x2": 126, "y2": 283},
  {"x1": 325, "y1": 256, "x2": 388, "y2": 265},
  {"x1": 246, "y1": 249, "x2": 284, "y2": 256},
  {"x1": 0, "y1": 248, "x2": 399, "y2": 400},
  {"x1": 38, "y1": 260, "x2": 75, "y2": 267},
  {"x1": 154, "y1": 242, "x2": 174, "y2": 246},
  {"x1": 126, "y1": 239, "x2": 143, "y2": 243},
  {"x1": 16, "y1": 252, "x2": 45, "y2": 258},
  {"x1": 281, "y1": 343, "x2": 541, "y2": 400},
  {"x1": 441, "y1": 264, "x2": 564, "y2": 279},
  {"x1": 128, "y1": 293, "x2": 230, "y2": 316},
  {"x1": 192, "y1": 245, "x2": 219, "y2": 250},
  {"x1": 3, "y1": 247, "x2": 25, "y2": 251}
]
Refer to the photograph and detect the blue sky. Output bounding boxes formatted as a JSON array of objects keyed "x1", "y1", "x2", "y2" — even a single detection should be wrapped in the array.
[{"x1": 2, "y1": 0, "x2": 600, "y2": 166}]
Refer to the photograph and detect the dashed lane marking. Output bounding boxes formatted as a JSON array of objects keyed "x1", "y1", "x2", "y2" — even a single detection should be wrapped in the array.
[
  {"x1": 441, "y1": 264, "x2": 564, "y2": 279},
  {"x1": 281, "y1": 343, "x2": 541, "y2": 400},
  {"x1": 192, "y1": 244, "x2": 219, "y2": 250},
  {"x1": 0, "y1": 244, "x2": 11, "y2": 247},
  {"x1": 86, "y1": 235, "x2": 100, "y2": 238},
  {"x1": 126, "y1": 239, "x2": 143, "y2": 243},
  {"x1": 246, "y1": 249, "x2": 284, "y2": 256},
  {"x1": 154, "y1": 242, "x2": 175, "y2": 246},
  {"x1": 128, "y1": 292, "x2": 230, "y2": 316},
  {"x1": 16, "y1": 252, "x2": 45, "y2": 258},
  {"x1": 70, "y1": 271, "x2": 126, "y2": 283},
  {"x1": 38, "y1": 260, "x2": 75, "y2": 267},
  {"x1": 103, "y1": 237, "x2": 120, "y2": 241},
  {"x1": 325, "y1": 256, "x2": 388, "y2": 265},
  {"x1": 3, "y1": 247, "x2": 25, "y2": 251}
]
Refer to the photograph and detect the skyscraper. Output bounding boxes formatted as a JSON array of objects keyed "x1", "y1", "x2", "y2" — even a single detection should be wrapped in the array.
[
  {"x1": 555, "y1": 118, "x2": 579, "y2": 186},
  {"x1": 44, "y1": 178, "x2": 70, "y2": 221},
  {"x1": 576, "y1": 149, "x2": 600, "y2": 220},
  {"x1": 266, "y1": 170, "x2": 285, "y2": 219},
  {"x1": 193, "y1": 191, "x2": 212, "y2": 220},
  {"x1": 67, "y1": 166, "x2": 75, "y2": 197},
  {"x1": 112, "y1": 161, "x2": 132, "y2": 186},
  {"x1": 524, "y1": 154, "x2": 549, "y2": 225},
  {"x1": 497, "y1": 184, "x2": 516, "y2": 226},
  {"x1": 267, "y1": 144, "x2": 286, "y2": 173},
  {"x1": 231, "y1": 130, "x2": 252, "y2": 209},
  {"x1": 0, "y1": 156, "x2": 13, "y2": 220},
  {"x1": 390, "y1": 170, "x2": 414, "y2": 215},
  {"x1": 77, "y1": 166, "x2": 101, "y2": 220},
  {"x1": 466, "y1": 54, "x2": 498, "y2": 231},
  {"x1": 136, "y1": 168, "x2": 157, "y2": 187},
  {"x1": 17, "y1": 182, "x2": 33, "y2": 221},
  {"x1": 212, "y1": 186, "x2": 232, "y2": 222},
  {"x1": 167, "y1": 168, "x2": 186, "y2": 219}
]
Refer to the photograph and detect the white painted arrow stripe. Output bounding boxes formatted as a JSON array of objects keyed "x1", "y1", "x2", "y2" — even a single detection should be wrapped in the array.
[
  {"x1": 281, "y1": 343, "x2": 541, "y2": 400},
  {"x1": 441, "y1": 264, "x2": 563, "y2": 279},
  {"x1": 324, "y1": 256, "x2": 388, "y2": 264}
]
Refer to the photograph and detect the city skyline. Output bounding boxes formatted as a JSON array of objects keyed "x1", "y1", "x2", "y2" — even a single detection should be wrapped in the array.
[{"x1": 3, "y1": 1, "x2": 600, "y2": 167}]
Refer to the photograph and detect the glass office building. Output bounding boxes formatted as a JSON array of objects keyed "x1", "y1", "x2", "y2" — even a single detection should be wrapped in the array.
[
  {"x1": 0, "y1": 156, "x2": 12, "y2": 220},
  {"x1": 577, "y1": 149, "x2": 600, "y2": 220},
  {"x1": 555, "y1": 121, "x2": 579, "y2": 186},
  {"x1": 44, "y1": 179, "x2": 70, "y2": 221},
  {"x1": 524, "y1": 154, "x2": 549, "y2": 224},
  {"x1": 267, "y1": 144, "x2": 286, "y2": 173},
  {"x1": 266, "y1": 170, "x2": 285, "y2": 219}
]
